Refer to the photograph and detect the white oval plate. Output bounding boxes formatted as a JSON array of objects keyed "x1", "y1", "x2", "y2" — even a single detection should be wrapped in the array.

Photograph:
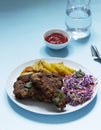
[{"x1": 5, "y1": 58, "x2": 98, "y2": 115}]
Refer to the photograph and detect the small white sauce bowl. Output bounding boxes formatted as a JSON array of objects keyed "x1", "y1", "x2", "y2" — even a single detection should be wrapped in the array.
[{"x1": 44, "y1": 29, "x2": 71, "y2": 50}]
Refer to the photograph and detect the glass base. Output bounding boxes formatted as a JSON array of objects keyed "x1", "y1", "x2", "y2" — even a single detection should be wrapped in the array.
[{"x1": 69, "y1": 30, "x2": 90, "y2": 40}]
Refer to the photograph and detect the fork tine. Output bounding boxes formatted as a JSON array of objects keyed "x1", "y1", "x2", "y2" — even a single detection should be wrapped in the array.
[
  {"x1": 91, "y1": 45, "x2": 98, "y2": 57},
  {"x1": 91, "y1": 45, "x2": 101, "y2": 59},
  {"x1": 91, "y1": 45, "x2": 95, "y2": 56},
  {"x1": 93, "y1": 45, "x2": 101, "y2": 58}
]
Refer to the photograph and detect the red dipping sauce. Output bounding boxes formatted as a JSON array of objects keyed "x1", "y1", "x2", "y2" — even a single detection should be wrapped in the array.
[{"x1": 45, "y1": 33, "x2": 68, "y2": 44}]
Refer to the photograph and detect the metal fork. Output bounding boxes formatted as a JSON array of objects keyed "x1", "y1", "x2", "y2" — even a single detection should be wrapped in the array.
[{"x1": 91, "y1": 45, "x2": 101, "y2": 62}]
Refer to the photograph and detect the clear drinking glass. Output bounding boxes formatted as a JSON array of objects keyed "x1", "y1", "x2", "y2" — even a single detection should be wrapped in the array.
[{"x1": 65, "y1": 0, "x2": 92, "y2": 40}]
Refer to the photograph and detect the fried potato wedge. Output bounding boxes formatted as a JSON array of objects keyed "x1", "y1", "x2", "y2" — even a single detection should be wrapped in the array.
[
  {"x1": 51, "y1": 63, "x2": 75, "y2": 76},
  {"x1": 20, "y1": 60, "x2": 76, "y2": 76},
  {"x1": 40, "y1": 60, "x2": 57, "y2": 73},
  {"x1": 20, "y1": 66, "x2": 34, "y2": 75},
  {"x1": 32, "y1": 61, "x2": 51, "y2": 73}
]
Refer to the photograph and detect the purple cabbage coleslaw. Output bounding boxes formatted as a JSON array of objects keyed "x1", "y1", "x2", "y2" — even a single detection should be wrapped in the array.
[{"x1": 62, "y1": 69, "x2": 97, "y2": 106}]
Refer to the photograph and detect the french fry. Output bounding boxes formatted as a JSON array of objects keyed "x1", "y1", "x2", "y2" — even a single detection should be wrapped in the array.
[
  {"x1": 51, "y1": 63, "x2": 76, "y2": 76},
  {"x1": 20, "y1": 66, "x2": 33, "y2": 75},
  {"x1": 58, "y1": 62, "x2": 76, "y2": 73},
  {"x1": 20, "y1": 60, "x2": 76, "y2": 76},
  {"x1": 40, "y1": 60, "x2": 58, "y2": 73},
  {"x1": 32, "y1": 60, "x2": 51, "y2": 73},
  {"x1": 32, "y1": 61, "x2": 40, "y2": 71},
  {"x1": 41, "y1": 67, "x2": 51, "y2": 73},
  {"x1": 64, "y1": 65, "x2": 76, "y2": 73},
  {"x1": 21, "y1": 71, "x2": 34, "y2": 75}
]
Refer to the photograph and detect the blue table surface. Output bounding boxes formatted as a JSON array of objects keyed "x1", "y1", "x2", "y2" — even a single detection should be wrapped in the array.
[{"x1": 0, "y1": 0, "x2": 101, "y2": 130}]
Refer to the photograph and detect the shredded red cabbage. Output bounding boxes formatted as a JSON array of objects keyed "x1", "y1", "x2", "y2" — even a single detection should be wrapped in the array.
[{"x1": 62, "y1": 69, "x2": 96, "y2": 106}]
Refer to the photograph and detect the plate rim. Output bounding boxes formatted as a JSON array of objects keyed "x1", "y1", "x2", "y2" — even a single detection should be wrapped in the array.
[{"x1": 5, "y1": 57, "x2": 99, "y2": 115}]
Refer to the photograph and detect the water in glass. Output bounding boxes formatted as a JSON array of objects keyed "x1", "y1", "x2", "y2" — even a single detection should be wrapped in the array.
[{"x1": 65, "y1": 0, "x2": 92, "y2": 40}]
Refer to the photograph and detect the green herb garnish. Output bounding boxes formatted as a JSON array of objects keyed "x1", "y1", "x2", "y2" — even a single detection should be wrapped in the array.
[
  {"x1": 54, "y1": 92, "x2": 64, "y2": 104},
  {"x1": 75, "y1": 69, "x2": 85, "y2": 78},
  {"x1": 24, "y1": 82, "x2": 32, "y2": 92},
  {"x1": 54, "y1": 97, "x2": 60, "y2": 104},
  {"x1": 24, "y1": 88, "x2": 29, "y2": 92},
  {"x1": 24, "y1": 82, "x2": 32, "y2": 88}
]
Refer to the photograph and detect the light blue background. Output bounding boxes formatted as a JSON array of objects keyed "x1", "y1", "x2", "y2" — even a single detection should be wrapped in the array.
[{"x1": 0, "y1": 0, "x2": 101, "y2": 130}]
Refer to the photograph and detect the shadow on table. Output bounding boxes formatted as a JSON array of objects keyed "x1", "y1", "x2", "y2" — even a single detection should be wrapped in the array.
[
  {"x1": 7, "y1": 95, "x2": 97, "y2": 124},
  {"x1": 0, "y1": 0, "x2": 33, "y2": 12},
  {"x1": 74, "y1": 34, "x2": 91, "y2": 44},
  {"x1": 40, "y1": 44, "x2": 73, "y2": 58},
  {"x1": 40, "y1": 34, "x2": 91, "y2": 58},
  {"x1": 0, "y1": 0, "x2": 60, "y2": 12}
]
